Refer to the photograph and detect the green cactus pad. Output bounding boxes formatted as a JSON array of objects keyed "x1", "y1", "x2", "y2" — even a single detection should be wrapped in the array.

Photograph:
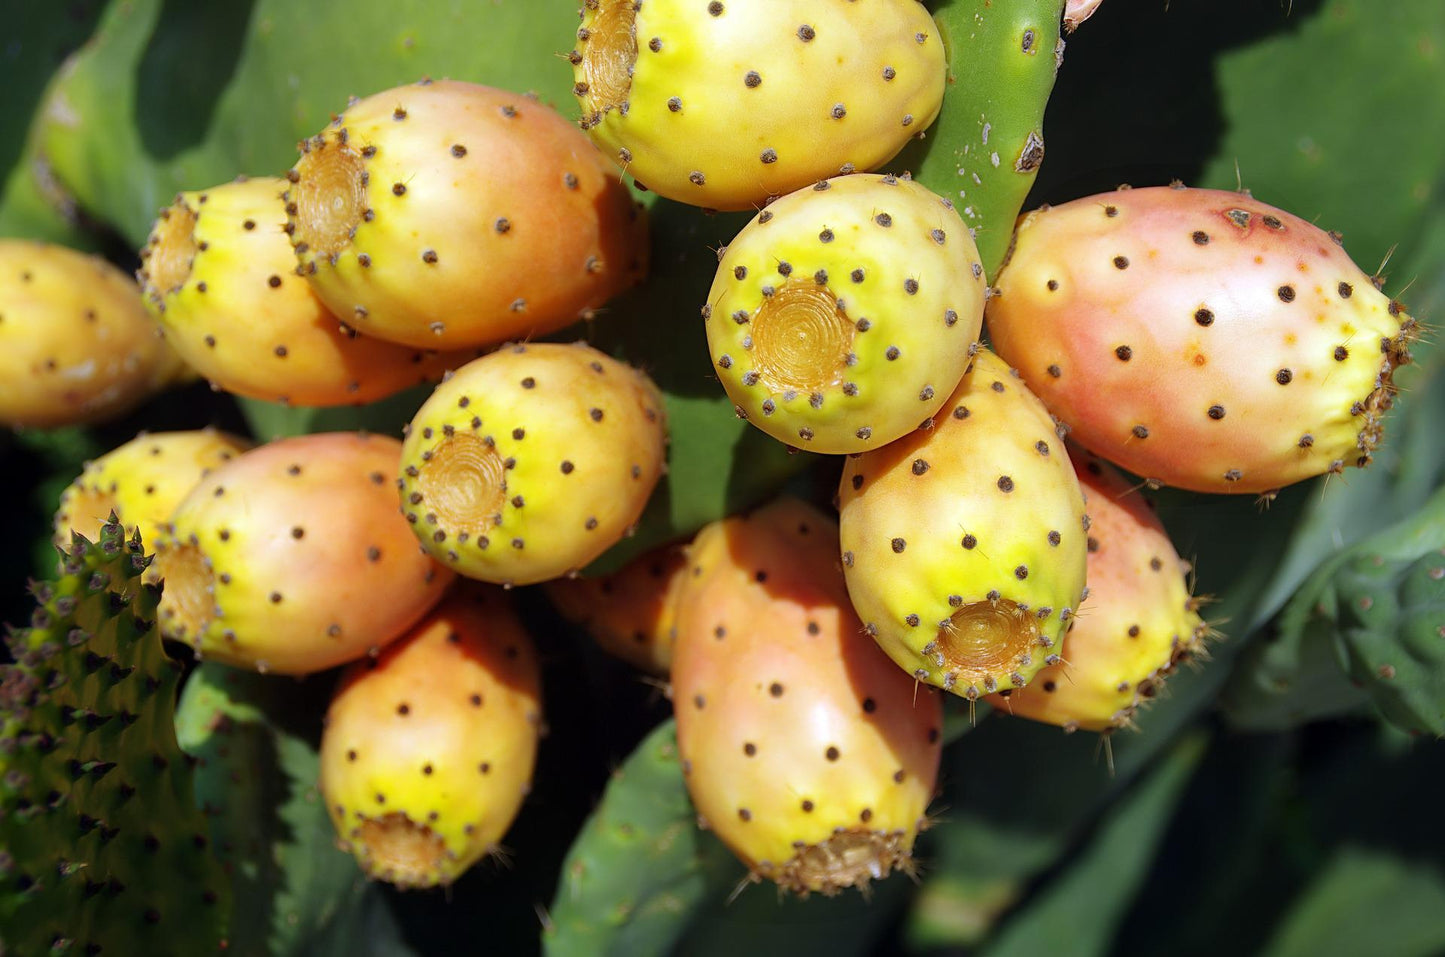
[{"x1": 0, "y1": 520, "x2": 229, "y2": 955}]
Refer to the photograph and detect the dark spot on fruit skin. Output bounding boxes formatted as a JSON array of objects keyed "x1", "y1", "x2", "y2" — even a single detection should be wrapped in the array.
[
  {"x1": 891, "y1": 538, "x2": 906, "y2": 553},
  {"x1": 997, "y1": 475, "x2": 1014, "y2": 492},
  {"x1": 1338, "y1": 282, "x2": 1353, "y2": 299},
  {"x1": 770, "y1": 682, "x2": 784, "y2": 697},
  {"x1": 1195, "y1": 308, "x2": 1214, "y2": 326},
  {"x1": 1115, "y1": 345, "x2": 1132, "y2": 361},
  {"x1": 1334, "y1": 346, "x2": 1349, "y2": 361},
  {"x1": 1192, "y1": 231, "x2": 1209, "y2": 245},
  {"x1": 1113, "y1": 255, "x2": 1129, "y2": 269},
  {"x1": 797, "y1": 24, "x2": 815, "y2": 40},
  {"x1": 1276, "y1": 368, "x2": 1293, "y2": 385},
  {"x1": 1208, "y1": 405, "x2": 1226, "y2": 420},
  {"x1": 1278, "y1": 285, "x2": 1296, "y2": 303}
]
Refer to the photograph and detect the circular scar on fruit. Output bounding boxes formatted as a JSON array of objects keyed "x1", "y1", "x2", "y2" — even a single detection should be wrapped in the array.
[
  {"x1": 158, "y1": 541, "x2": 217, "y2": 642},
  {"x1": 750, "y1": 281, "x2": 855, "y2": 394},
  {"x1": 291, "y1": 142, "x2": 368, "y2": 258},
  {"x1": 580, "y1": 0, "x2": 638, "y2": 112},
  {"x1": 932, "y1": 599, "x2": 1037, "y2": 694},
  {"x1": 146, "y1": 203, "x2": 199, "y2": 295},
  {"x1": 417, "y1": 432, "x2": 508, "y2": 535}
]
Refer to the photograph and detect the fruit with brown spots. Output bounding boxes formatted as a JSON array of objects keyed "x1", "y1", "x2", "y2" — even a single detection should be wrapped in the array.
[
  {"x1": 672, "y1": 497, "x2": 943, "y2": 896},
  {"x1": 398, "y1": 341, "x2": 668, "y2": 586},
  {"x1": 285, "y1": 79, "x2": 648, "y2": 349},
  {"x1": 319, "y1": 584, "x2": 543, "y2": 889},
  {"x1": 986, "y1": 185, "x2": 1418, "y2": 494},
  {"x1": 156, "y1": 432, "x2": 453, "y2": 674}
]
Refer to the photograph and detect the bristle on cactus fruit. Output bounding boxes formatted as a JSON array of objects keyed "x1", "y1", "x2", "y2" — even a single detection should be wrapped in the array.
[
  {"x1": 285, "y1": 79, "x2": 648, "y2": 349},
  {"x1": 138, "y1": 177, "x2": 475, "y2": 406},
  {"x1": 571, "y1": 0, "x2": 946, "y2": 210},
  {"x1": 398, "y1": 342, "x2": 668, "y2": 586},
  {"x1": 986, "y1": 185, "x2": 1419, "y2": 495},
  {"x1": 671, "y1": 498, "x2": 943, "y2": 896},
  {"x1": 0, "y1": 239, "x2": 188, "y2": 428},
  {"x1": 157, "y1": 432, "x2": 453, "y2": 675},
  {"x1": 838, "y1": 348, "x2": 1089, "y2": 701},
  {"x1": 989, "y1": 450, "x2": 1211, "y2": 732},
  {"x1": 319, "y1": 584, "x2": 543, "y2": 890},
  {"x1": 706, "y1": 173, "x2": 987, "y2": 453}
]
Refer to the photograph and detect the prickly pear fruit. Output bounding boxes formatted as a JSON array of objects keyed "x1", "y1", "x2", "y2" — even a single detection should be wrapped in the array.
[
  {"x1": 398, "y1": 342, "x2": 668, "y2": 586},
  {"x1": 52, "y1": 429, "x2": 252, "y2": 580},
  {"x1": 706, "y1": 173, "x2": 987, "y2": 453},
  {"x1": 986, "y1": 185, "x2": 1418, "y2": 494},
  {"x1": 1064, "y1": 0, "x2": 1105, "y2": 31},
  {"x1": 543, "y1": 541, "x2": 688, "y2": 674},
  {"x1": 837, "y1": 348, "x2": 1089, "y2": 701},
  {"x1": 157, "y1": 432, "x2": 453, "y2": 675},
  {"x1": 0, "y1": 239, "x2": 188, "y2": 428},
  {"x1": 285, "y1": 79, "x2": 648, "y2": 350},
  {"x1": 138, "y1": 177, "x2": 474, "y2": 406},
  {"x1": 572, "y1": 0, "x2": 946, "y2": 211},
  {"x1": 672, "y1": 497, "x2": 943, "y2": 896},
  {"x1": 989, "y1": 451, "x2": 1210, "y2": 732},
  {"x1": 319, "y1": 585, "x2": 543, "y2": 889}
]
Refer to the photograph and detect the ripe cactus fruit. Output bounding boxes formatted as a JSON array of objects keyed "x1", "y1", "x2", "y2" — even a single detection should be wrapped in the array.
[
  {"x1": 543, "y1": 541, "x2": 688, "y2": 674},
  {"x1": 398, "y1": 342, "x2": 668, "y2": 586},
  {"x1": 284, "y1": 79, "x2": 648, "y2": 350},
  {"x1": 157, "y1": 432, "x2": 453, "y2": 675},
  {"x1": 138, "y1": 177, "x2": 473, "y2": 406},
  {"x1": 671, "y1": 498, "x2": 943, "y2": 896},
  {"x1": 52, "y1": 429, "x2": 252, "y2": 580},
  {"x1": 989, "y1": 451, "x2": 1210, "y2": 732},
  {"x1": 571, "y1": 0, "x2": 946, "y2": 210},
  {"x1": 837, "y1": 348, "x2": 1089, "y2": 701},
  {"x1": 706, "y1": 173, "x2": 987, "y2": 453},
  {"x1": 0, "y1": 239, "x2": 188, "y2": 428},
  {"x1": 319, "y1": 585, "x2": 543, "y2": 889},
  {"x1": 986, "y1": 185, "x2": 1419, "y2": 494}
]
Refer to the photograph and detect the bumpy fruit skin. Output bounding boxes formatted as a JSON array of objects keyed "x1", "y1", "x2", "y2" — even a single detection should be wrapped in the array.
[
  {"x1": 572, "y1": 0, "x2": 946, "y2": 210},
  {"x1": 838, "y1": 348, "x2": 1089, "y2": 700},
  {"x1": 285, "y1": 79, "x2": 648, "y2": 350},
  {"x1": 320, "y1": 585, "x2": 542, "y2": 889},
  {"x1": 989, "y1": 451, "x2": 1209, "y2": 732},
  {"x1": 138, "y1": 177, "x2": 473, "y2": 406},
  {"x1": 707, "y1": 173, "x2": 987, "y2": 453},
  {"x1": 157, "y1": 432, "x2": 453, "y2": 675},
  {"x1": 52, "y1": 429, "x2": 252, "y2": 580},
  {"x1": 987, "y1": 185, "x2": 1418, "y2": 494},
  {"x1": 398, "y1": 342, "x2": 668, "y2": 586},
  {"x1": 672, "y1": 498, "x2": 943, "y2": 896},
  {"x1": 0, "y1": 240, "x2": 187, "y2": 428},
  {"x1": 543, "y1": 541, "x2": 688, "y2": 674}
]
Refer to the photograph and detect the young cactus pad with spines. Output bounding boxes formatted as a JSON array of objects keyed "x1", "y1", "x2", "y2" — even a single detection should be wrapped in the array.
[
  {"x1": 986, "y1": 185, "x2": 1418, "y2": 494},
  {"x1": 572, "y1": 0, "x2": 946, "y2": 210},
  {"x1": 837, "y1": 348, "x2": 1089, "y2": 701},
  {"x1": 138, "y1": 177, "x2": 474, "y2": 407},
  {"x1": 319, "y1": 585, "x2": 544, "y2": 890},
  {"x1": 157, "y1": 432, "x2": 454, "y2": 675},
  {"x1": 0, "y1": 239, "x2": 188, "y2": 428},
  {"x1": 671, "y1": 498, "x2": 943, "y2": 897},
  {"x1": 398, "y1": 342, "x2": 668, "y2": 586},
  {"x1": 0, "y1": 520, "x2": 229, "y2": 955},
  {"x1": 285, "y1": 79, "x2": 648, "y2": 350},
  {"x1": 706, "y1": 173, "x2": 987, "y2": 454},
  {"x1": 989, "y1": 451, "x2": 1210, "y2": 733}
]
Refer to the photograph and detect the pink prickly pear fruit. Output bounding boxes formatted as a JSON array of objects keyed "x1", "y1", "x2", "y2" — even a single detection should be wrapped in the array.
[
  {"x1": 986, "y1": 185, "x2": 1418, "y2": 495},
  {"x1": 52, "y1": 429, "x2": 252, "y2": 581},
  {"x1": 0, "y1": 239, "x2": 189, "y2": 428},
  {"x1": 672, "y1": 498, "x2": 943, "y2": 896},
  {"x1": 398, "y1": 342, "x2": 668, "y2": 587},
  {"x1": 988, "y1": 450, "x2": 1211, "y2": 732},
  {"x1": 138, "y1": 177, "x2": 475, "y2": 406},
  {"x1": 543, "y1": 541, "x2": 688, "y2": 674},
  {"x1": 156, "y1": 432, "x2": 454, "y2": 675},
  {"x1": 319, "y1": 584, "x2": 543, "y2": 889},
  {"x1": 285, "y1": 79, "x2": 648, "y2": 350},
  {"x1": 706, "y1": 173, "x2": 987, "y2": 453},
  {"x1": 838, "y1": 348, "x2": 1089, "y2": 702}
]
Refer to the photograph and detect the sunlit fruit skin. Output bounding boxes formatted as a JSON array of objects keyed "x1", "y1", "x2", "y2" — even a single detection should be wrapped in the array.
[
  {"x1": 543, "y1": 541, "x2": 688, "y2": 674},
  {"x1": 706, "y1": 173, "x2": 986, "y2": 454},
  {"x1": 672, "y1": 498, "x2": 943, "y2": 896},
  {"x1": 989, "y1": 450, "x2": 1210, "y2": 732},
  {"x1": 156, "y1": 432, "x2": 453, "y2": 675},
  {"x1": 986, "y1": 185, "x2": 1417, "y2": 494},
  {"x1": 137, "y1": 177, "x2": 474, "y2": 406},
  {"x1": 838, "y1": 348, "x2": 1089, "y2": 701},
  {"x1": 398, "y1": 342, "x2": 668, "y2": 587},
  {"x1": 572, "y1": 0, "x2": 946, "y2": 210},
  {"x1": 319, "y1": 585, "x2": 543, "y2": 890},
  {"x1": 284, "y1": 79, "x2": 648, "y2": 350},
  {"x1": 0, "y1": 239, "x2": 188, "y2": 428}
]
